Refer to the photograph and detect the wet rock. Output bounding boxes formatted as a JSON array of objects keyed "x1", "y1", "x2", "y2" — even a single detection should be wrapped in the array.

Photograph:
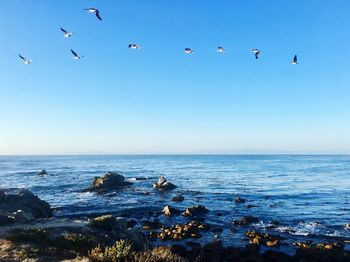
[
  {"x1": 12, "y1": 210, "x2": 35, "y2": 223},
  {"x1": 0, "y1": 190, "x2": 52, "y2": 225},
  {"x1": 233, "y1": 216, "x2": 259, "y2": 225},
  {"x1": 246, "y1": 205, "x2": 259, "y2": 208},
  {"x1": 127, "y1": 219, "x2": 137, "y2": 228},
  {"x1": 245, "y1": 231, "x2": 282, "y2": 247},
  {"x1": 171, "y1": 194, "x2": 184, "y2": 202},
  {"x1": 142, "y1": 221, "x2": 163, "y2": 230},
  {"x1": 37, "y1": 169, "x2": 47, "y2": 176},
  {"x1": 293, "y1": 240, "x2": 313, "y2": 249},
  {"x1": 153, "y1": 176, "x2": 177, "y2": 190},
  {"x1": 91, "y1": 172, "x2": 128, "y2": 191},
  {"x1": 183, "y1": 205, "x2": 209, "y2": 217},
  {"x1": 234, "y1": 197, "x2": 246, "y2": 204},
  {"x1": 162, "y1": 205, "x2": 180, "y2": 216},
  {"x1": 263, "y1": 250, "x2": 293, "y2": 262}
]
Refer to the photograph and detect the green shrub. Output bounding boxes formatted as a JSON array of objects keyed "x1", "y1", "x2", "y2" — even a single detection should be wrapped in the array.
[
  {"x1": 130, "y1": 247, "x2": 188, "y2": 262},
  {"x1": 88, "y1": 215, "x2": 116, "y2": 231},
  {"x1": 89, "y1": 239, "x2": 132, "y2": 262}
]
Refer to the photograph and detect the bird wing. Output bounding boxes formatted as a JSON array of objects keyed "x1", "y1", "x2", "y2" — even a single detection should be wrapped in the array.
[
  {"x1": 255, "y1": 51, "x2": 260, "y2": 59},
  {"x1": 61, "y1": 27, "x2": 67, "y2": 33},
  {"x1": 95, "y1": 10, "x2": 102, "y2": 20},
  {"x1": 19, "y1": 54, "x2": 26, "y2": 60},
  {"x1": 71, "y1": 49, "x2": 78, "y2": 57}
]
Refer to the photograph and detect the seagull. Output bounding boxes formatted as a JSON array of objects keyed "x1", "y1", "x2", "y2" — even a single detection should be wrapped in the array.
[
  {"x1": 84, "y1": 8, "x2": 102, "y2": 21},
  {"x1": 184, "y1": 48, "x2": 194, "y2": 54},
  {"x1": 19, "y1": 54, "x2": 32, "y2": 64},
  {"x1": 128, "y1": 44, "x2": 141, "y2": 49},
  {"x1": 60, "y1": 27, "x2": 72, "y2": 38},
  {"x1": 291, "y1": 55, "x2": 298, "y2": 64},
  {"x1": 251, "y1": 48, "x2": 261, "y2": 59},
  {"x1": 71, "y1": 49, "x2": 83, "y2": 59},
  {"x1": 217, "y1": 46, "x2": 225, "y2": 53}
]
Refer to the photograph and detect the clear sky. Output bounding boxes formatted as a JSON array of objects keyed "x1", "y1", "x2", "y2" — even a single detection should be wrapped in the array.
[{"x1": 0, "y1": 0, "x2": 349, "y2": 155}]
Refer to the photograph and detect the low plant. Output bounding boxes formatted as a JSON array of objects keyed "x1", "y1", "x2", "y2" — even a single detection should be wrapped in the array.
[{"x1": 89, "y1": 239, "x2": 132, "y2": 262}]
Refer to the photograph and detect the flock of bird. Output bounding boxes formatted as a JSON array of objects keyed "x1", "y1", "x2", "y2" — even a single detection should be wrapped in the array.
[{"x1": 18, "y1": 7, "x2": 299, "y2": 65}]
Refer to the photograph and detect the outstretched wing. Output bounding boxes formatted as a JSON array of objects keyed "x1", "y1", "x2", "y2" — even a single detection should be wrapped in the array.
[
  {"x1": 61, "y1": 27, "x2": 67, "y2": 33},
  {"x1": 19, "y1": 54, "x2": 25, "y2": 60},
  {"x1": 71, "y1": 49, "x2": 78, "y2": 57},
  {"x1": 95, "y1": 10, "x2": 102, "y2": 21}
]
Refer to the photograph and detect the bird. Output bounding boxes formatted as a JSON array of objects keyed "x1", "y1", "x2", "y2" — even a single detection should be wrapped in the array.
[
  {"x1": 71, "y1": 49, "x2": 83, "y2": 59},
  {"x1": 252, "y1": 48, "x2": 261, "y2": 59},
  {"x1": 60, "y1": 27, "x2": 72, "y2": 38},
  {"x1": 291, "y1": 55, "x2": 298, "y2": 64},
  {"x1": 84, "y1": 8, "x2": 102, "y2": 21},
  {"x1": 184, "y1": 48, "x2": 194, "y2": 54},
  {"x1": 128, "y1": 44, "x2": 141, "y2": 49},
  {"x1": 217, "y1": 46, "x2": 225, "y2": 53},
  {"x1": 19, "y1": 54, "x2": 32, "y2": 64}
]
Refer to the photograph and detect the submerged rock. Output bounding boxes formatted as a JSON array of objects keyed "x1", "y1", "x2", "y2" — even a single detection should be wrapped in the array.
[
  {"x1": 37, "y1": 169, "x2": 47, "y2": 176},
  {"x1": 233, "y1": 216, "x2": 259, "y2": 225},
  {"x1": 0, "y1": 190, "x2": 52, "y2": 225},
  {"x1": 162, "y1": 205, "x2": 180, "y2": 216},
  {"x1": 171, "y1": 194, "x2": 184, "y2": 202},
  {"x1": 234, "y1": 197, "x2": 246, "y2": 204},
  {"x1": 183, "y1": 205, "x2": 209, "y2": 217},
  {"x1": 153, "y1": 176, "x2": 177, "y2": 191}
]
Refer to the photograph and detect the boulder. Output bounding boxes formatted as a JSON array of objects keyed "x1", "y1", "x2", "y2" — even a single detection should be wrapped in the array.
[
  {"x1": 234, "y1": 197, "x2": 246, "y2": 204},
  {"x1": 153, "y1": 176, "x2": 176, "y2": 191},
  {"x1": 91, "y1": 172, "x2": 128, "y2": 191},
  {"x1": 183, "y1": 205, "x2": 209, "y2": 217},
  {"x1": 162, "y1": 205, "x2": 180, "y2": 216},
  {"x1": 0, "y1": 190, "x2": 52, "y2": 225}
]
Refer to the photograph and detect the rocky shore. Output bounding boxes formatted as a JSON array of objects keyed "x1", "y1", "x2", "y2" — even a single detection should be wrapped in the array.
[{"x1": 1, "y1": 172, "x2": 350, "y2": 262}]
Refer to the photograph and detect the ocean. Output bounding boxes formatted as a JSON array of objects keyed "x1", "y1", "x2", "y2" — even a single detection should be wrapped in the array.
[{"x1": 1, "y1": 155, "x2": 349, "y2": 253}]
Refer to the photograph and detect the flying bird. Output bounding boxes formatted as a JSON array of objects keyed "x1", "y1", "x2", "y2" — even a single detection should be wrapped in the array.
[
  {"x1": 60, "y1": 27, "x2": 72, "y2": 38},
  {"x1": 84, "y1": 8, "x2": 102, "y2": 21},
  {"x1": 184, "y1": 48, "x2": 194, "y2": 54},
  {"x1": 19, "y1": 54, "x2": 32, "y2": 64},
  {"x1": 71, "y1": 49, "x2": 83, "y2": 59},
  {"x1": 291, "y1": 55, "x2": 298, "y2": 64},
  {"x1": 217, "y1": 46, "x2": 225, "y2": 53},
  {"x1": 128, "y1": 44, "x2": 141, "y2": 49},
  {"x1": 251, "y1": 48, "x2": 261, "y2": 59}
]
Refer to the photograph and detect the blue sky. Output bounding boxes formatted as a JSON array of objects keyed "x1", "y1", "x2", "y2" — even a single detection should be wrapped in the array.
[{"x1": 0, "y1": 0, "x2": 349, "y2": 154}]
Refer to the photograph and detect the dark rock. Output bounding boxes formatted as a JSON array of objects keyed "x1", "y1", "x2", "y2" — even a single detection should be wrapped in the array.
[
  {"x1": 153, "y1": 176, "x2": 177, "y2": 190},
  {"x1": 91, "y1": 172, "x2": 127, "y2": 190},
  {"x1": 127, "y1": 219, "x2": 137, "y2": 228},
  {"x1": 233, "y1": 216, "x2": 259, "y2": 225},
  {"x1": 162, "y1": 205, "x2": 180, "y2": 216},
  {"x1": 0, "y1": 190, "x2": 52, "y2": 225},
  {"x1": 234, "y1": 197, "x2": 246, "y2": 204},
  {"x1": 142, "y1": 221, "x2": 163, "y2": 230},
  {"x1": 263, "y1": 250, "x2": 293, "y2": 262},
  {"x1": 183, "y1": 205, "x2": 209, "y2": 217},
  {"x1": 37, "y1": 169, "x2": 47, "y2": 176},
  {"x1": 172, "y1": 194, "x2": 184, "y2": 202}
]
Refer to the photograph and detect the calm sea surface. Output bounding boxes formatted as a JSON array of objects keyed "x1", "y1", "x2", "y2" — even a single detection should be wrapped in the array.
[{"x1": 1, "y1": 155, "x2": 350, "y2": 252}]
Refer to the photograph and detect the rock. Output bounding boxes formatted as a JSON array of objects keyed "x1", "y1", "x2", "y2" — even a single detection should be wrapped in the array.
[
  {"x1": 183, "y1": 205, "x2": 209, "y2": 217},
  {"x1": 142, "y1": 221, "x2": 163, "y2": 230},
  {"x1": 37, "y1": 169, "x2": 47, "y2": 176},
  {"x1": 172, "y1": 194, "x2": 184, "y2": 202},
  {"x1": 162, "y1": 205, "x2": 180, "y2": 216},
  {"x1": 234, "y1": 197, "x2": 246, "y2": 204},
  {"x1": 12, "y1": 209, "x2": 35, "y2": 223},
  {"x1": 0, "y1": 209, "x2": 14, "y2": 225},
  {"x1": 233, "y1": 216, "x2": 259, "y2": 225},
  {"x1": 203, "y1": 240, "x2": 225, "y2": 262},
  {"x1": 88, "y1": 215, "x2": 126, "y2": 231},
  {"x1": 127, "y1": 219, "x2": 137, "y2": 228},
  {"x1": 0, "y1": 190, "x2": 52, "y2": 225},
  {"x1": 92, "y1": 172, "x2": 127, "y2": 190},
  {"x1": 153, "y1": 176, "x2": 177, "y2": 190},
  {"x1": 262, "y1": 250, "x2": 293, "y2": 262}
]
